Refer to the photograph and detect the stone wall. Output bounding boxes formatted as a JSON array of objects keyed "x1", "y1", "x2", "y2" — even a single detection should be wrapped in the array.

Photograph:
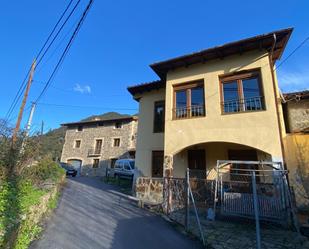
[
  {"x1": 61, "y1": 119, "x2": 137, "y2": 176},
  {"x1": 135, "y1": 177, "x2": 164, "y2": 204},
  {"x1": 285, "y1": 99, "x2": 309, "y2": 133}
]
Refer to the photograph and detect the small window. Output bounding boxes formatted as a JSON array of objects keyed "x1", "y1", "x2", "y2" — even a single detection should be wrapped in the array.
[
  {"x1": 77, "y1": 125, "x2": 83, "y2": 131},
  {"x1": 110, "y1": 158, "x2": 117, "y2": 168},
  {"x1": 98, "y1": 122, "x2": 104, "y2": 127},
  {"x1": 152, "y1": 151, "x2": 164, "y2": 177},
  {"x1": 173, "y1": 81, "x2": 205, "y2": 119},
  {"x1": 113, "y1": 138, "x2": 120, "y2": 147},
  {"x1": 115, "y1": 122, "x2": 122, "y2": 129},
  {"x1": 220, "y1": 70, "x2": 265, "y2": 114},
  {"x1": 74, "y1": 140, "x2": 81, "y2": 148},
  {"x1": 153, "y1": 101, "x2": 165, "y2": 133},
  {"x1": 93, "y1": 159, "x2": 100, "y2": 168}
]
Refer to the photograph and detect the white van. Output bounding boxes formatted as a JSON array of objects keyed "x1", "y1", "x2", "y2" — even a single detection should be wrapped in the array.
[{"x1": 113, "y1": 159, "x2": 135, "y2": 179}]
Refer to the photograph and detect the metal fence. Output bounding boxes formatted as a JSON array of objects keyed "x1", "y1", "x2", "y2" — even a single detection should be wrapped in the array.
[{"x1": 162, "y1": 161, "x2": 306, "y2": 249}]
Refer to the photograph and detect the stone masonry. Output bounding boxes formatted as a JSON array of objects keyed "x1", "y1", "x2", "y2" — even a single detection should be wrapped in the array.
[{"x1": 60, "y1": 115, "x2": 138, "y2": 176}]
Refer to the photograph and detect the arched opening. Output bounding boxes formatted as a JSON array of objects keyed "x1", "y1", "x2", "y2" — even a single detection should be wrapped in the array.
[
  {"x1": 67, "y1": 159, "x2": 82, "y2": 176},
  {"x1": 172, "y1": 142, "x2": 272, "y2": 178}
]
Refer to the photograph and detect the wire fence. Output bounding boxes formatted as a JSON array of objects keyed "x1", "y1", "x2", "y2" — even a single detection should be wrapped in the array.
[{"x1": 161, "y1": 161, "x2": 308, "y2": 249}]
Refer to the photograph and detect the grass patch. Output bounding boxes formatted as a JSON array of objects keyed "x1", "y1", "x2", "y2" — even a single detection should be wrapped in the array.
[
  {"x1": 47, "y1": 192, "x2": 60, "y2": 210},
  {"x1": 103, "y1": 176, "x2": 133, "y2": 195}
]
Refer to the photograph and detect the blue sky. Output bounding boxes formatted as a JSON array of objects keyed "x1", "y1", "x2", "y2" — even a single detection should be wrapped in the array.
[{"x1": 1, "y1": 0, "x2": 308, "y2": 132}]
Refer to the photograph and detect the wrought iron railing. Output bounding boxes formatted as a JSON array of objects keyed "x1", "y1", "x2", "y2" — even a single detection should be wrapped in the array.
[
  {"x1": 88, "y1": 148, "x2": 101, "y2": 157},
  {"x1": 222, "y1": 96, "x2": 264, "y2": 113},
  {"x1": 173, "y1": 105, "x2": 205, "y2": 119}
]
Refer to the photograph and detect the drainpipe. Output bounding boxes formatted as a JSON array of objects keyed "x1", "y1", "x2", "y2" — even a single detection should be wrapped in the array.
[{"x1": 269, "y1": 33, "x2": 287, "y2": 169}]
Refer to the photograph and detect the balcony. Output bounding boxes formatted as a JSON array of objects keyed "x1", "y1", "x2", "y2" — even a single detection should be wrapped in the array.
[
  {"x1": 88, "y1": 148, "x2": 101, "y2": 157},
  {"x1": 222, "y1": 96, "x2": 265, "y2": 114},
  {"x1": 173, "y1": 105, "x2": 205, "y2": 119}
]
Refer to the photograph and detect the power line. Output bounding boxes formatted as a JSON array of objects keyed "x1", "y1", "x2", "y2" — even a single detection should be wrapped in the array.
[
  {"x1": 37, "y1": 102, "x2": 138, "y2": 111},
  {"x1": 5, "y1": 0, "x2": 81, "y2": 121},
  {"x1": 276, "y1": 35, "x2": 309, "y2": 70},
  {"x1": 34, "y1": 0, "x2": 94, "y2": 103}
]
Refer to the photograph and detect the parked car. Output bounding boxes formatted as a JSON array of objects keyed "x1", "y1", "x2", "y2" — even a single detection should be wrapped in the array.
[
  {"x1": 59, "y1": 162, "x2": 77, "y2": 177},
  {"x1": 113, "y1": 159, "x2": 135, "y2": 179}
]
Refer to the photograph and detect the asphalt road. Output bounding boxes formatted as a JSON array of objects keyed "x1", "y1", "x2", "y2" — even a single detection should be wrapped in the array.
[{"x1": 30, "y1": 177, "x2": 202, "y2": 249}]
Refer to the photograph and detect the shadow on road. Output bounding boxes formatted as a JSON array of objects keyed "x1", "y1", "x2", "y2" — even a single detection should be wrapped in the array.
[{"x1": 30, "y1": 176, "x2": 202, "y2": 249}]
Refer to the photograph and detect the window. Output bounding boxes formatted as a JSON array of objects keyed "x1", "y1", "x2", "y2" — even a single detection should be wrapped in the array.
[
  {"x1": 93, "y1": 159, "x2": 100, "y2": 168},
  {"x1": 124, "y1": 162, "x2": 131, "y2": 170},
  {"x1": 94, "y1": 139, "x2": 102, "y2": 154},
  {"x1": 77, "y1": 125, "x2": 83, "y2": 131},
  {"x1": 113, "y1": 138, "x2": 120, "y2": 147},
  {"x1": 173, "y1": 81, "x2": 205, "y2": 119},
  {"x1": 220, "y1": 70, "x2": 265, "y2": 114},
  {"x1": 115, "y1": 122, "x2": 122, "y2": 129},
  {"x1": 152, "y1": 151, "x2": 164, "y2": 177},
  {"x1": 74, "y1": 140, "x2": 81, "y2": 148},
  {"x1": 153, "y1": 101, "x2": 165, "y2": 133},
  {"x1": 110, "y1": 158, "x2": 117, "y2": 168}
]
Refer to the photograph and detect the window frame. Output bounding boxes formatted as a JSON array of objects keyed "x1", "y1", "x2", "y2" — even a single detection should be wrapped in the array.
[
  {"x1": 110, "y1": 158, "x2": 117, "y2": 168},
  {"x1": 153, "y1": 100, "x2": 165, "y2": 133},
  {"x1": 219, "y1": 69, "x2": 265, "y2": 114},
  {"x1": 113, "y1": 138, "x2": 121, "y2": 147},
  {"x1": 93, "y1": 159, "x2": 100, "y2": 168},
  {"x1": 77, "y1": 125, "x2": 83, "y2": 132},
  {"x1": 173, "y1": 80, "x2": 205, "y2": 120},
  {"x1": 74, "y1": 140, "x2": 81, "y2": 148}
]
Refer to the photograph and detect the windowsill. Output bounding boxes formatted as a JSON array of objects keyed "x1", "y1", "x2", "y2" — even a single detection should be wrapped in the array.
[
  {"x1": 221, "y1": 109, "x2": 267, "y2": 115},
  {"x1": 172, "y1": 115, "x2": 206, "y2": 121}
]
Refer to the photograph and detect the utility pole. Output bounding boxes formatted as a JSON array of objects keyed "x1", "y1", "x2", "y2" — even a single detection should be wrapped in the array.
[
  {"x1": 25, "y1": 102, "x2": 36, "y2": 137},
  {"x1": 41, "y1": 120, "x2": 44, "y2": 136},
  {"x1": 12, "y1": 59, "x2": 36, "y2": 146}
]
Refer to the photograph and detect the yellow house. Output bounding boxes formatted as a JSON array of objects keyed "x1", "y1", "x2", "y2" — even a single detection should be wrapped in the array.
[{"x1": 128, "y1": 28, "x2": 293, "y2": 179}]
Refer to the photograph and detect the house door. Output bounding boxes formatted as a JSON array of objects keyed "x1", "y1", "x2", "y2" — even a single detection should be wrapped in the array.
[
  {"x1": 188, "y1": 149, "x2": 206, "y2": 171},
  {"x1": 228, "y1": 149, "x2": 258, "y2": 181}
]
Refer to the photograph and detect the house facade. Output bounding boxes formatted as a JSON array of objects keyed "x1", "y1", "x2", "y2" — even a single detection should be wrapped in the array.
[
  {"x1": 60, "y1": 113, "x2": 138, "y2": 176},
  {"x1": 128, "y1": 28, "x2": 293, "y2": 180}
]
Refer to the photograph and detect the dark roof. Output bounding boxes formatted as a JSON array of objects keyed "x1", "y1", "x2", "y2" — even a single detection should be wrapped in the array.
[
  {"x1": 61, "y1": 112, "x2": 137, "y2": 127},
  {"x1": 151, "y1": 28, "x2": 293, "y2": 78},
  {"x1": 283, "y1": 90, "x2": 309, "y2": 101},
  {"x1": 127, "y1": 28, "x2": 293, "y2": 96},
  {"x1": 127, "y1": 80, "x2": 165, "y2": 96}
]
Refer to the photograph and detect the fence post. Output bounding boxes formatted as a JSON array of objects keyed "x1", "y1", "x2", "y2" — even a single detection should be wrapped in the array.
[
  {"x1": 252, "y1": 171, "x2": 261, "y2": 249},
  {"x1": 185, "y1": 168, "x2": 190, "y2": 231}
]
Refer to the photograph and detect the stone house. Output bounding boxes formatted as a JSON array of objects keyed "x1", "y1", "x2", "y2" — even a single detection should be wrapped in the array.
[
  {"x1": 127, "y1": 28, "x2": 293, "y2": 180},
  {"x1": 60, "y1": 113, "x2": 138, "y2": 176}
]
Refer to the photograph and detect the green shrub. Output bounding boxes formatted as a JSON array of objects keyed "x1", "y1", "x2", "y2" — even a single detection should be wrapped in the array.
[{"x1": 22, "y1": 157, "x2": 65, "y2": 185}]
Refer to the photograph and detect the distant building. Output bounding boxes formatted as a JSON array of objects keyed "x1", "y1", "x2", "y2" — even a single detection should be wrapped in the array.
[{"x1": 60, "y1": 112, "x2": 138, "y2": 176}]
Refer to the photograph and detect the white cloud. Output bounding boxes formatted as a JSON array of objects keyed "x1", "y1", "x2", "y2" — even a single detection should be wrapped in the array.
[
  {"x1": 73, "y1": 84, "x2": 91, "y2": 94},
  {"x1": 278, "y1": 70, "x2": 309, "y2": 92}
]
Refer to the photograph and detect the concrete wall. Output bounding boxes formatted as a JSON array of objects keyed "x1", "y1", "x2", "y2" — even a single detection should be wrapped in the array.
[
  {"x1": 284, "y1": 133, "x2": 309, "y2": 210},
  {"x1": 134, "y1": 89, "x2": 165, "y2": 177},
  {"x1": 164, "y1": 50, "x2": 284, "y2": 166},
  {"x1": 61, "y1": 119, "x2": 137, "y2": 176}
]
